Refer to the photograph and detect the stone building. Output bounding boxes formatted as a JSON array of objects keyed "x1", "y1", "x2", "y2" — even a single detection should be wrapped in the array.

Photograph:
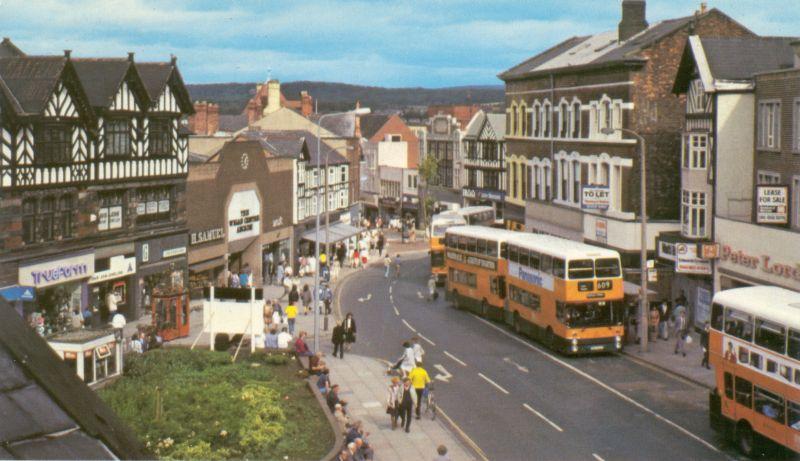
[
  {"x1": 498, "y1": 1, "x2": 753, "y2": 286},
  {"x1": 0, "y1": 39, "x2": 193, "y2": 324}
]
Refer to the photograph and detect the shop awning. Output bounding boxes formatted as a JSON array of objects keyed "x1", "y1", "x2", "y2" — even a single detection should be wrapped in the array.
[
  {"x1": 0, "y1": 285, "x2": 36, "y2": 302},
  {"x1": 301, "y1": 223, "x2": 363, "y2": 245},
  {"x1": 623, "y1": 281, "x2": 659, "y2": 301},
  {"x1": 189, "y1": 256, "x2": 226, "y2": 274}
]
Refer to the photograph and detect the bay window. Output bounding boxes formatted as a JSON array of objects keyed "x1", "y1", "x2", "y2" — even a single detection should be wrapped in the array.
[
  {"x1": 681, "y1": 190, "x2": 708, "y2": 238},
  {"x1": 683, "y1": 133, "x2": 709, "y2": 169}
]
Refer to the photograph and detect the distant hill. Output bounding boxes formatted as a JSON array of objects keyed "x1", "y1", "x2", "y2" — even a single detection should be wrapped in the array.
[{"x1": 186, "y1": 81, "x2": 505, "y2": 115}]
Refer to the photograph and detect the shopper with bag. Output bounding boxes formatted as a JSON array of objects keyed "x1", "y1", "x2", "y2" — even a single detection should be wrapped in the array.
[
  {"x1": 674, "y1": 309, "x2": 689, "y2": 357},
  {"x1": 386, "y1": 377, "x2": 402, "y2": 430}
]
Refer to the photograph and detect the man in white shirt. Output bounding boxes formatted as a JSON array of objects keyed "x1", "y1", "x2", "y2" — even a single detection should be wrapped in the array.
[
  {"x1": 277, "y1": 327, "x2": 293, "y2": 349},
  {"x1": 411, "y1": 336, "x2": 425, "y2": 363}
]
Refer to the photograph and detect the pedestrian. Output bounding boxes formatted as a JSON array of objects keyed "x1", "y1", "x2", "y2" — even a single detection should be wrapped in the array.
[
  {"x1": 344, "y1": 313, "x2": 357, "y2": 350},
  {"x1": 648, "y1": 305, "x2": 659, "y2": 342},
  {"x1": 130, "y1": 333, "x2": 144, "y2": 354},
  {"x1": 394, "y1": 254, "x2": 401, "y2": 278},
  {"x1": 700, "y1": 321, "x2": 711, "y2": 369},
  {"x1": 282, "y1": 272, "x2": 292, "y2": 299},
  {"x1": 277, "y1": 327, "x2": 293, "y2": 349},
  {"x1": 355, "y1": 437, "x2": 374, "y2": 461},
  {"x1": 434, "y1": 445, "x2": 451, "y2": 461},
  {"x1": 392, "y1": 341, "x2": 416, "y2": 377},
  {"x1": 275, "y1": 262, "x2": 285, "y2": 287},
  {"x1": 427, "y1": 275, "x2": 437, "y2": 301},
  {"x1": 264, "y1": 328, "x2": 279, "y2": 349},
  {"x1": 301, "y1": 284, "x2": 313, "y2": 315},
  {"x1": 239, "y1": 265, "x2": 251, "y2": 288},
  {"x1": 386, "y1": 376, "x2": 402, "y2": 430},
  {"x1": 111, "y1": 310, "x2": 126, "y2": 342},
  {"x1": 333, "y1": 403, "x2": 350, "y2": 428},
  {"x1": 230, "y1": 270, "x2": 241, "y2": 288},
  {"x1": 264, "y1": 252, "x2": 274, "y2": 286},
  {"x1": 263, "y1": 300, "x2": 274, "y2": 328},
  {"x1": 659, "y1": 301, "x2": 671, "y2": 340},
  {"x1": 70, "y1": 308, "x2": 83, "y2": 330},
  {"x1": 295, "y1": 331, "x2": 312, "y2": 357},
  {"x1": 398, "y1": 378, "x2": 416, "y2": 433},
  {"x1": 322, "y1": 284, "x2": 333, "y2": 315},
  {"x1": 384, "y1": 254, "x2": 392, "y2": 278},
  {"x1": 352, "y1": 248, "x2": 360, "y2": 269},
  {"x1": 288, "y1": 284, "x2": 300, "y2": 305},
  {"x1": 411, "y1": 336, "x2": 425, "y2": 364},
  {"x1": 105, "y1": 288, "x2": 121, "y2": 323},
  {"x1": 674, "y1": 309, "x2": 689, "y2": 357},
  {"x1": 217, "y1": 266, "x2": 231, "y2": 288},
  {"x1": 285, "y1": 302, "x2": 298, "y2": 335},
  {"x1": 377, "y1": 232, "x2": 385, "y2": 256},
  {"x1": 272, "y1": 307, "x2": 282, "y2": 328},
  {"x1": 408, "y1": 361, "x2": 430, "y2": 419},
  {"x1": 332, "y1": 321, "x2": 346, "y2": 359}
]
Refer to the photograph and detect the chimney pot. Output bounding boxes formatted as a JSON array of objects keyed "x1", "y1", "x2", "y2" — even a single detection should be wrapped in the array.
[
  {"x1": 63, "y1": 50, "x2": 71, "y2": 59},
  {"x1": 170, "y1": 54, "x2": 177, "y2": 65},
  {"x1": 127, "y1": 52, "x2": 135, "y2": 62},
  {"x1": 618, "y1": 0, "x2": 648, "y2": 43}
]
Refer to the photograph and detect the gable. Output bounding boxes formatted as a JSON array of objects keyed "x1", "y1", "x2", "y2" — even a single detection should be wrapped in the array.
[
  {"x1": 109, "y1": 80, "x2": 140, "y2": 112},
  {"x1": 152, "y1": 85, "x2": 179, "y2": 113},
  {"x1": 44, "y1": 81, "x2": 79, "y2": 118},
  {"x1": 478, "y1": 118, "x2": 497, "y2": 141}
]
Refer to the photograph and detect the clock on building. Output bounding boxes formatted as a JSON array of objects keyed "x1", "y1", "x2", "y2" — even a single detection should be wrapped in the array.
[{"x1": 240, "y1": 153, "x2": 249, "y2": 170}]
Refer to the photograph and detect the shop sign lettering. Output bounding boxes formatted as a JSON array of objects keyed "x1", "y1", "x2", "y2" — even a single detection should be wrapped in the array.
[
  {"x1": 721, "y1": 244, "x2": 800, "y2": 282},
  {"x1": 581, "y1": 186, "x2": 610, "y2": 210},
  {"x1": 227, "y1": 190, "x2": 261, "y2": 241},
  {"x1": 756, "y1": 186, "x2": 788, "y2": 224},
  {"x1": 19, "y1": 252, "x2": 95, "y2": 288},
  {"x1": 190, "y1": 228, "x2": 224, "y2": 245}
]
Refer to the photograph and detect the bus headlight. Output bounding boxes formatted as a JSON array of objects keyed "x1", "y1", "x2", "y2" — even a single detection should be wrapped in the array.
[
  {"x1": 615, "y1": 335, "x2": 622, "y2": 349},
  {"x1": 571, "y1": 337, "x2": 578, "y2": 352}
]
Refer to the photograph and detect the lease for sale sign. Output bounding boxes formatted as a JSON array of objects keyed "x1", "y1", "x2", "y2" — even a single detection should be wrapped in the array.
[{"x1": 756, "y1": 186, "x2": 788, "y2": 224}]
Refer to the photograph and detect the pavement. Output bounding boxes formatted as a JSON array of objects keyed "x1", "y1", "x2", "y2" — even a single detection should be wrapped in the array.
[
  {"x1": 621, "y1": 329, "x2": 715, "y2": 389},
  {"x1": 121, "y1": 231, "x2": 475, "y2": 461}
]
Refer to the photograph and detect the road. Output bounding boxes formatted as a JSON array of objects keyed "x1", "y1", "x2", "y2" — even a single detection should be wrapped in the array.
[{"x1": 338, "y1": 252, "x2": 750, "y2": 461}]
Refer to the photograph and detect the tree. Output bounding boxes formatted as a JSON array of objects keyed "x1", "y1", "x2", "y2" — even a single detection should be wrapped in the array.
[{"x1": 417, "y1": 154, "x2": 439, "y2": 230}]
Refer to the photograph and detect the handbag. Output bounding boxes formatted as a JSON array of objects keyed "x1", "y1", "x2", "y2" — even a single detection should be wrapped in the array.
[
  {"x1": 386, "y1": 405, "x2": 394, "y2": 415},
  {"x1": 685, "y1": 334, "x2": 693, "y2": 345}
]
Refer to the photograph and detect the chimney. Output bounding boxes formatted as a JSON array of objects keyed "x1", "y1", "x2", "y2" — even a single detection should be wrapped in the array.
[
  {"x1": 618, "y1": 0, "x2": 648, "y2": 43},
  {"x1": 792, "y1": 40, "x2": 800, "y2": 68},
  {"x1": 127, "y1": 52, "x2": 135, "y2": 62},
  {"x1": 63, "y1": 50, "x2": 71, "y2": 59},
  {"x1": 263, "y1": 79, "x2": 281, "y2": 116},
  {"x1": 170, "y1": 54, "x2": 177, "y2": 65},
  {"x1": 300, "y1": 91, "x2": 313, "y2": 118},
  {"x1": 208, "y1": 103, "x2": 219, "y2": 135},
  {"x1": 354, "y1": 100, "x2": 362, "y2": 138}
]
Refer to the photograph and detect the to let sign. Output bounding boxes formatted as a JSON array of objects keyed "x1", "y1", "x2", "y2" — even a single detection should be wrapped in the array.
[
  {"x1": 581, "y1": 186, "x2": 610, "y2": 210},
  {"x1": 756, "y1": 186, "x2": 788, "y2": 224}
]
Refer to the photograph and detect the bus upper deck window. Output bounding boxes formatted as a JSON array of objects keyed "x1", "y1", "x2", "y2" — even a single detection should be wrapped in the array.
[
  {"x1": 789, "y1": 329, "x2": 800, "y2": 361},
  {"x1": 519, "y1": 249, "x2": 530, "y2": 267},
  {"x1": 568, "y1": 259, "x2": 594, "y2": 280},
  {"x1": 595, "y1": 258, "x2": 621, "y2": 278},
  {"x1": 540, "y1": 254, "x2": 552, "y2": 274},
  {"x1": 529, "y1": 251, "x2": 540, "y2": 270},
  {"x1": 710, "y1": 303, "x2": 724, "y2": 331},
  {"x1": 755, "y1": 318, "x2": 786, "y2": 355},
  {"x1": 509, "y1": 246, "x2": 519, "y2": 263},
  {"x1": 500, "y1": 243, "x2": 507, "y2": 259},
  {"x1": 725, "y1": 309, "x2": 753, "y2": 342},
  {"x1": 553, "y1": 258, "x2": 565, "y2": 278}
]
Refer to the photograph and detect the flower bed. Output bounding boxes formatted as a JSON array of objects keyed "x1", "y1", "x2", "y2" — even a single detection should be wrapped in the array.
[{"x1": 98, "y1": 349, "x2": 333, "y2": 460}]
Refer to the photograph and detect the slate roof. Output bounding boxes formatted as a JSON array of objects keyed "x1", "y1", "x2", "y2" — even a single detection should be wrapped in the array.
[
  {"x1": 71, "y1": 59, "x2": 135, "y2": 108},
  {"x1": 359, "y1": 114, "x2": 390, "y2": 140},
  {"x1": 0, "y1": 56, "x2": 66, "y2": 114},
  {"x1": 238, "y1": 129, "x2": 348, "y2": 165},
  {"x1": 701, "y1": 37, "x2": 797, "y2": 81},
  {"x1": 218, "y1": 113, "x2": 249, "y2": 132},
  {"x1": 134, "y1": 62, "x2": 171, "y2": 100},
  {"x1": 310, "y1": 113, "x2": 357, "y2": 138},
  {"x1": 499, "y1": 9, "x2": 745, "y2": 80},
  {"x1": 464, "y1": 111, "x2": 506, "y2": 141},
  {"x1": 0, "y1": 38, "x2": 24, "y2": 58},
  {"x1": 0, "y1": 300, "x2": 146, "y2": 459}
]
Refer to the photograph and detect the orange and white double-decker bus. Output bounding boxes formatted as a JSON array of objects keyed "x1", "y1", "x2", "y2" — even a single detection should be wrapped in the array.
[
  {"x1": 708, "y1": 286, "x2": 800, "y2": 456},
  {"x1": 503, "y1": 233, "x2": 625, "y2": 354},
  {"x1": 443, "y1": 226, "x2": 517, "y2": 320},
  {"x1": 429, "y1": 206, "x2": 495, "y2": 285}
]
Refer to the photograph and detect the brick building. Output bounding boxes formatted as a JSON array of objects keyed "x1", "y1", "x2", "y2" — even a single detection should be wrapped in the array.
[
  {"x1": 426, "y1": 104, "x2": 480, "y2": 131},
  {"x1": 0, "y1": 40, "x2": 193, "y2": 326},
  {"x1": 498, "y1": 1, "x2": 752, "y2": 285}
]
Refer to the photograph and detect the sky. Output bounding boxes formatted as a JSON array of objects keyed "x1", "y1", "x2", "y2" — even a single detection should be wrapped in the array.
[{"x1": 1, "y1": 0, "x2": 798, "y2": 88}]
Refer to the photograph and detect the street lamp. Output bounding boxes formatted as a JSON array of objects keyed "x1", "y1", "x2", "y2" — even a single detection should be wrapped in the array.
[
  {"x1": 313, "y1": 107, "x2": 371, "y2": 353},
  {"x1": 601, "y1": 126, "x2": 648, "y2": 354}
]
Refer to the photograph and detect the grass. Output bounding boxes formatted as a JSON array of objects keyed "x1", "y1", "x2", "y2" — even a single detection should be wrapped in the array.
[{"x1": 98, "y1": 349, "x2": 334, "y2": 460}]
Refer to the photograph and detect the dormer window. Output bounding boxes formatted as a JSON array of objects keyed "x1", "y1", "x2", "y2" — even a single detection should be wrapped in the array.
[
  {"x1": 35, "y1": 123, "x2": 71, "y2": 165},
  {"x1": 106, "y1": 118, "x2": 131, "y2": 157},
  {"x1": 149, "y1": 118, "x2": 171, "y2": 156}
]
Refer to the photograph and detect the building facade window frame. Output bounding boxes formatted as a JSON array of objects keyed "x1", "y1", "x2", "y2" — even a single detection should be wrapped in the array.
[
  {"x1": 509, "y1": 102, "x2": 518, "y2": 136},
  {"x1": 542, "y1": 100, "x2": 552, "y2": 138},
  {"x1": 519, "y1": 101, "x2": 529, "y2": 137},
  {"x1": 571, "y1": 99, "x2": 582, "y2": 139},
  {"x1": 793, "y1": 97, "x2": 800, "y2": 153},
  {"x1": 757, "y1": 170, "x2": 781, "y2": 185},
  {"x1": 532, "y1": 101, "x2": 541, "y2": 138},
  {"x1": 681, "y1": 189, "x2": 708, "y2": 239},
  {"x1": 148, "y1": 117, "x2": 171, "y2": 157},
  {"x1": 105, "y1": 117, "x2": 132, "y2": 157},
  {"x1": 135, "y1": 186, "x2": 173, "y2": 225},
  {"x1": 757, "y1": 99, "x2": 781, "y2": 151},
  {"x1": 34, "y1": 123, "x2": 72, "y2": 165},
  {"x1": 98, "y1": 190, "x2": 125, "y2": 231},
  {"x1": 683, "y1": 132, "x2": 709, "y2": 169}
]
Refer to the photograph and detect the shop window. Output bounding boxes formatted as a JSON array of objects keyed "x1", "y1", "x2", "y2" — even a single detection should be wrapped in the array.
[
  {"x1": 735, "y1": 376, "x2": 753, "y2": 408},
  {"x1": 149, "y1": 118, "x2": 171, "y2": 157},
  {"x1": 98, "y1": 190, "x2": 125, "y2": 231},
  {"x1": 754, "y1": 386, "x2": 784, "y2": 423},
  {"x1": 105, "y1": 118, "x2": 132, "y2": 157},
  {"x1": 136, "y1": 187, "x2": 172, "y2": 225},
  {"x1": 35, "y1": 123, "x2": 71, "y2": 165}
]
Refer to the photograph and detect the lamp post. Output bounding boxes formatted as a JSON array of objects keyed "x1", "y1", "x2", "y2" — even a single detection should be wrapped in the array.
[
  {"x1": 314, "y1": 108, "x2": 371, "y2": 353},
  {"x1": 602, "y1": 126, "x2": 648, "y2": 353}
]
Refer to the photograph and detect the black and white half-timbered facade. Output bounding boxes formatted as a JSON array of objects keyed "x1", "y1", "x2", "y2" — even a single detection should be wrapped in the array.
[
  {"x1": 0, "y1": 39, "x2": 194, "y2": 328},
  {"x1": 462, "y1": 111, "x2": 507, "y2": 218}
]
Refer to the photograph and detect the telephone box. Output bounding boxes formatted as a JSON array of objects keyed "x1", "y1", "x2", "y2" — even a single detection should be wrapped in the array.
[{"x1": 151, "y1": 290, "x2": 190, "y2": 341}]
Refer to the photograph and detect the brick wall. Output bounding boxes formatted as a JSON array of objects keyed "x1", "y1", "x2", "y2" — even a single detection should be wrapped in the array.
[{"x1": 188, "y1": 101, "x2": 219, "y2": 136}]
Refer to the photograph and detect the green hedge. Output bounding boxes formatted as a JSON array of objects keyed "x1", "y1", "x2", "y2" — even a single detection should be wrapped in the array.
[{"x1": 99, "y1": 349, "x2": 332, "y2": 460}]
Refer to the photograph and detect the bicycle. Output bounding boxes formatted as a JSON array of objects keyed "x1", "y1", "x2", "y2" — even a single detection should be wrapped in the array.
[{"x1": 422, "y1": 383, "x2": 436, "y2": 420}]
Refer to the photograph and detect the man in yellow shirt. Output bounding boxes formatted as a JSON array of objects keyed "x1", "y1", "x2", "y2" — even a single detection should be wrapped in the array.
[
  {"x1": 285, "y1": 303, "x2": 298, "y2": 335},
  {"x1": 408, "y1": 361, "x2": 430, "y2": 419}
]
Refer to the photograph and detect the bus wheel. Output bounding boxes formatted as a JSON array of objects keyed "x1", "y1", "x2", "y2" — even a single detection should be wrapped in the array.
[
  {"x1": 735, "y1": 421, "x2": 756, "y2": 457},
  {"x1": 545, "y1": 327, "x2": 555, "y2": 349},
  {"x1": 480, "y1": 300, "x2": 489, "y2": 318},
  {"x1": 513, "y1": 313, "x2": 521, "y2": 334}
]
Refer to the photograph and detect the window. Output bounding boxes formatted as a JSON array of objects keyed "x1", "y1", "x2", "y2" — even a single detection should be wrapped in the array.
[
  {"x1": 750, "y1": 351, "x2": 762, "y2": 369},
  {"x1": 794, "y1": 177, "x2": 800, "y2": 229},
  {"x1": 98, "y1": 190, "x2": 125, "y2": 231},
  {"x1": 602, "y1": 100, "x2": 612, "y2": 131},
  {"x1": 512, "y1": 162, "x2": 518, "y2": 199},
  {"x1": 552, "y1": 258, "x2": 565, "y2": 278},
  {"x1": 681, "y1": 190, "x2": 708, "y2": 238},
  {"x1": 788, "y1": 329, "x2": 800, "y2": 361},
  {"x1": 449, "y1": 268, "x2": 476, "y2": 288},
  {"x1": 136, "y1": 187, "x2": 171, "y2": 225},
  {"x1": 38, "y1": 198, "x2": 54, "y2": 242},
  {"x1": 595, "y1": 258, "x2": 621, "y2": 278},
  {"x1": 518, "y1": 248, "x2": 529, "y2": 267},
  {"x1": 571, "y1": 101, "x2": 582, "y2": 138},
  {"x1": 757, "y1": 101, "x2": 781, "y2": 150},
  {"x1": 754, "y1": 387, "x2": 784, "y2": 424},
  {"x1": 149, "y1": 118, "x2": 171, "y2": 156},
  {"x1": 572, "y1": 161, "x2": 581, "y2": 204},
  {"x1": 682, "y1": 134, "x2": 708, "y2": 169},
  {"x1": 544, "y1": 164, "x2": 552, "y2": 200},
  {"x1": 789, "y1": 401, "x2": 800, "y2": 431},
  {"x1": 389, "y1": 135, "x2": 401, "y2": 142},
  {"x1": 521, "y1": 165, "x2": 528, "y2": 200},
  {"x1": 734, "y1": 376, "x2": 753, "y2": 408},
  {"x1": 510, "y1": 285, "x2": 540, "y2": 310},
  {"x1": 757, "y1": 170, "x2": 781, "y2": 185},
  {"x1": 509, "y1": 245, "x2": 519, "y2": 263},
  {"x1": 509, "y1": 103, "x2": 517, "y2": 136},
  {"x1": 755, "y1": 318, "x2": 786, "y2": 354},
  {"x1": 568, "y1": 259, "x2": 594, "y2": 279},
  {"x1": 542, "y1": 102, "x2": 552, "y2": 138},
  {"x1": 724, "y1": 372, "x2": 733, "y2": 399},
  {"x1": 533, "y1": 102, "x2": 541, "y2": 137},
  {"x1": 35, "y1": 124, "x2": 71, "y2": 165},
  {"x1": 22, "y1": 194, "x2": 75, "y2": 244},
  {"x1": 105, "y1": 118, "x2": 132, "y2": 157},
  {"x1": 724, "y1": 308, "x2": 753, "y2": 341},
  {"x1": 711, "y1": 303, "x2": 724, "y2": 331},
  {"x1": 560, "y1": 159, "x2": 568, "y2": 201},
  {"x1": 794, "y1": 99, "x2": 800, "y2": 152},
  {"x1": 520, "y1": 103, "x2": 529, "y2": 137},
  {"x1": 559, "y1": 102, "x2": 569, "y2": 138},
  {"x1": 57, "y1": 194, "x2": 74, "y2": 238},
  {"x1": 22, "y1": 198, "x2": 37, "y2": 244}
]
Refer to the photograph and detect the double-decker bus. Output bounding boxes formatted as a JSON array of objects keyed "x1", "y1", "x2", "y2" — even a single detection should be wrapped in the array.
[
  {"x1": 708, "y1": 286, "x2": 800, "y2": 456},
  {"x1": 429, "y1": 206, "x2": 495, "y2": 285},
  {"x1": 444, "y1": 226, "x2": 517, "y2": 320},
  {"x1": 503, "y1": 233, "x2": 625, "y2": 354}
]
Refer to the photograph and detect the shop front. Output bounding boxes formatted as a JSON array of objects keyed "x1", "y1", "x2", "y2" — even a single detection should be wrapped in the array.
[
  {"x1": 48, "y1": 329, "x2": 122, "y2": 387},
  {"x1": 134, "y1": 233, "x2": 188, "y2": 321},
  {"x1": 463, "y1": 188, "x2": 505, "y2": 219},
  {"x1": 656, "y1": 233, "x2": 714, "y2": 328},
  {"x1": 89, "y1": 246, "x2": 137, "y2": 321},
  {"x1": 17, "y1": 250, "x2": 95, "y2": 334}
]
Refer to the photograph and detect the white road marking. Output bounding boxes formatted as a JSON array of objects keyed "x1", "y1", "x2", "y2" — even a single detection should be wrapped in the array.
[
  {"x1": 357, "y1": 293, "x2": 372, "y2": 303},
  {"x1": 402, "y1": 319, "x2": 417, "y2": 332},
  {"x1": 478, "y1": 372, "x2": 509, "y2": 395},
  {"x1": 417, "y1": 291, "x2": 425, "y2": 299},
  {"x1": 389, "y1": 285, "x2": 393, "y2": 295},
  {"x1": 389, "y1": 294, "x2": 394, "y2": 304},
  {"x1": 592, "y1": 454, "x2": 605, "y2": 461},
  {"x1": 472, "y1": 316, "x2": 722, "y2": 454},
  {"x1": 436, "y1": 406, "x2": 491, "y2": 461},
  {"x1": 418, "y1": 333, "x2": 436, "y2": 346},
  {"x1": 393, "y1": 306, "x2": 400, "y2": 316},
  {"x1": 522, "y1": 403, "x2": 563, "y2": 432},
  {"x1": 503, "y1": 356, "x2": 529, "y2": 373},
  {"x1": 434, "y1": 363, "x2": 453, "y2": 383},
  {"x1": 444, "y1": 350, "x2": 467, "y2": 367}
]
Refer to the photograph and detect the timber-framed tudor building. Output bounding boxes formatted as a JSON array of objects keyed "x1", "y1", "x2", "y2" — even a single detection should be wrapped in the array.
[{"x1": 0, "y1": 38, "x2": 194, "y2": 325}]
